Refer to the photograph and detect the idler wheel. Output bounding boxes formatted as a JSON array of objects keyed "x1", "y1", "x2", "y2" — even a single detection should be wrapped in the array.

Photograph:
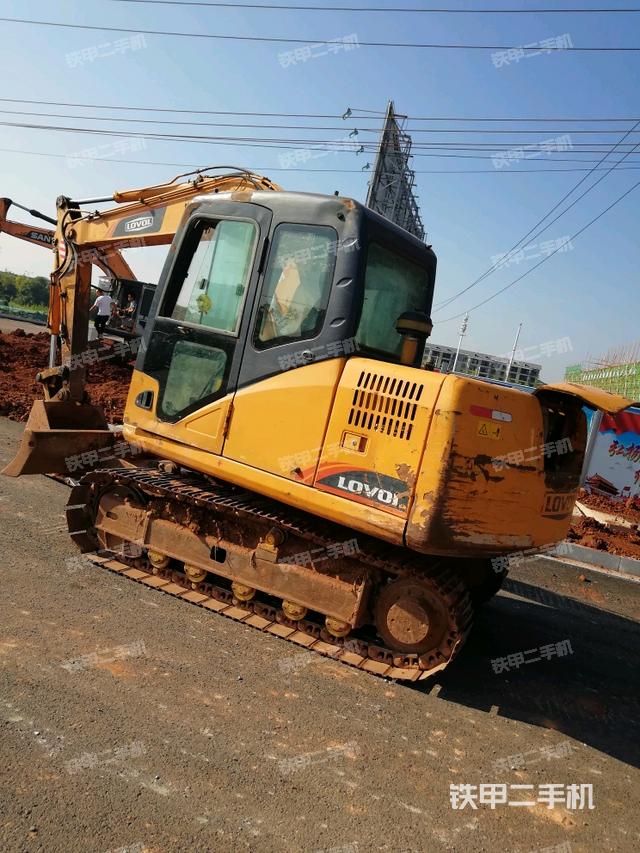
[{"x1": 374, "y1": 577, "x2": 450, "y2": 656}]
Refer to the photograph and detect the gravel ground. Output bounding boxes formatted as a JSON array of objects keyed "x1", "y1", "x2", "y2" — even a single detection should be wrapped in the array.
[{"x1": 0, "y1": 418, "x2": 638, "y2": 853}]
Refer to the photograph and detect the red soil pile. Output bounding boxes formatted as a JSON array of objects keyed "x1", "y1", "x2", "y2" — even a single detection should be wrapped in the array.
[
  {"x1": 0, "y1": 329, "x2": 130, "y2": 424},
  {"x1": 568, "y1": 515, "x2": 640, "y2": 560},
  {"x1": 577, "y1": 489, "x2": 640, "y2": 525}
]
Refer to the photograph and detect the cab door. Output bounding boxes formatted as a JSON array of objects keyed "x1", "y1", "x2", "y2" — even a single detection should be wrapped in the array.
[
  {"x1": 223, "y1": 222, "x2": 346, "y2": 483},
  {"x1": 136, "y1": 203, "x2": 271, "y2": 455}
]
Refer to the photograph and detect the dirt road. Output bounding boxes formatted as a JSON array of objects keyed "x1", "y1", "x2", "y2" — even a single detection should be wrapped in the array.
[
  {"x1": 0, "y1": 316, "x2": 45, "y2": 334},
  {"x1": 0, "y1": 418, "x2": 638, "y2": 853}
]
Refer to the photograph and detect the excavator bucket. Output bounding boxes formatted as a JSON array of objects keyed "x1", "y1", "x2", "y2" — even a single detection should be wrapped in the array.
[{"x1": 2, "y1": 400, "x2": 114, "y2": 477}]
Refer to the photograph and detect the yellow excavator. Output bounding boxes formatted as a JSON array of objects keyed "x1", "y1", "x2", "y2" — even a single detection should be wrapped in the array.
[{"x1": 3, "y1": 166, "x2": 634, "y2": 680}]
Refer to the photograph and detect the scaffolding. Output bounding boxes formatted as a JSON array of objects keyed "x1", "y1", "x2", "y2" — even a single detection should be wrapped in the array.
[
  {"x1": 565, "y1": 340, "x2": 640, "y2": 399},
  {"x1": 365, "y1": 101, "x2": 425, "y2": 241}
]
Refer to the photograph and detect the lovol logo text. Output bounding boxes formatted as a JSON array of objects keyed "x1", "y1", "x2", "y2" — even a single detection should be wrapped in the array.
[
  {"x1": 542, "y1": 492, "x2": 574, "y2": 517},
  {"x1": 114, "y1": 206, "x2": 165, "y2": 238},
  {"x1": 124, "y1": 215, "x2": 154, "y2": 233},
  {"x1": 335, "y1": 475, "x2": 400, "y2": 507},
  {"x1": 318, "y1": 469, "x2": 409, "y2": 511}
]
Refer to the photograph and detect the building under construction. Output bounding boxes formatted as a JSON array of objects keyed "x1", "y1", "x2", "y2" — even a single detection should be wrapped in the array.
[{"x1": 565, "y1": 342, "x2": 640, "y2": 399}]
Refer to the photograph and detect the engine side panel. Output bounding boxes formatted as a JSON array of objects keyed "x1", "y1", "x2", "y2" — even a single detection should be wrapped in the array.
[{"x1": 313, "y1": 359, "x2": 446, "y2": 518}]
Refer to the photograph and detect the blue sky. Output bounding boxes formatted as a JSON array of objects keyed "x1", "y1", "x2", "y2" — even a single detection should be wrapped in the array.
[{"x1": 0, "y1": 0, "x2": 638, "y2": 380}]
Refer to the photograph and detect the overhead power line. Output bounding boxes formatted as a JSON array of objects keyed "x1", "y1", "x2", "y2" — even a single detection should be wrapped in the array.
[
  {"x1": 349, "y1": 112, "x2": 640, "y2": 122},
  {"x1": 0, "y1": 98, "x2": 637, "y2": 124},
  {"x1": 3, "y1": 107, "x2": 640, "y2": 135},
  {"x1": 434, "y1": 119, "x2": 640, "y2": 310},
  {"x1": 2, "y1": 146, "x2": 640, "y2": 175},
  {"x1": 1, "y1": 17, "x2": 639, "y2": 51},
  {"x1": 3, "y1": 117, "x2": 640, "y2": 163},
  {"x1": 2, "y1": 116, "x2": 640, "y2": 149},
  {"x1": 109, "y1": 0, "x2": 640, "y2": 12},
  {"x1": 0, "y1": 97, "x2": 353, "y2": 119},
  {"x1": 436, "y1": 179, "x2": 640, "y2": 324}
]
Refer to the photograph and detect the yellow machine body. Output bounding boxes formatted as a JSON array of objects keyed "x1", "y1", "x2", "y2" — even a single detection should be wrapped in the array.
[
  {"x1": 5, "y1": 175, "x2": 632, "y2": 560},
  {"x1": 123, "y1": 358, "x2": 627, "y2": 558}
]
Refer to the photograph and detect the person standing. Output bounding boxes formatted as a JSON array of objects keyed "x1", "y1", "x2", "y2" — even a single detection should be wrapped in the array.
[{"x1": 90, "y1": 286, "x2": 115, "y2": 338}]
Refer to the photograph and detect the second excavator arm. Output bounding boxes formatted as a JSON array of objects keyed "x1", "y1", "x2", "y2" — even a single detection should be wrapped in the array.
[{"x1": 0, "y1": 197, "x2": 136, "y2": 282}]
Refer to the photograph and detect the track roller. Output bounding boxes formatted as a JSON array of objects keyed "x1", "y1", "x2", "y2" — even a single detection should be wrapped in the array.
[
  {"x1": 325, "y1": 616, "x2": 351, "y2": 638},
  {"x1": 148, "y1": 550, "x2": 170, "y2": 571},
  {"x1": 184, "y1": 563, "x2": 208, "y2": 584},
  {"x1": 282, "y1": 600, "x2": 307, "y2": 621},
  {"x1": 232, "y1": 582, "x2": 255, "y2": 602}
]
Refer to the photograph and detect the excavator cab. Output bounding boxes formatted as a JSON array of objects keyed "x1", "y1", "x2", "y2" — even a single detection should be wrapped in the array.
[
  {"x1": 129, "y1": 191, "x2": 435, "y2": 428},
  {"x1": 100, "y1": 277, "x2": 157, "y2": 339}
]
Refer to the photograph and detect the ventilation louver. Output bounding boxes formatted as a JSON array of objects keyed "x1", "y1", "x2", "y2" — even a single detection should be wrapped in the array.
[{"x1": 348, "y1": 370, "x2": 424, "y2": 440}]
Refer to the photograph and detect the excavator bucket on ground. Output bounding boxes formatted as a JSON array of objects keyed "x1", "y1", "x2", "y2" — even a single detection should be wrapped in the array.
[{"x1": 2, "y1": 400, "x2": 114, "y2": 476}]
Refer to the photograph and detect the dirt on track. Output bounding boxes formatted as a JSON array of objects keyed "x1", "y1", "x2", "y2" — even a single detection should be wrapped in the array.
[{"x1": 0, "y1": 329, "x2": 130, "y2": 424}]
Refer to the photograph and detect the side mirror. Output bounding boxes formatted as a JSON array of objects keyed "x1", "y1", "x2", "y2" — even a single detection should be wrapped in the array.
[{"x1": 395, "y1": 311, "x2": 433, "y2": 367}]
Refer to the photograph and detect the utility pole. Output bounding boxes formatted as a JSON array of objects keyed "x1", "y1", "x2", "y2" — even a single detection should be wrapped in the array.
[
  {"x1": 506, "y1": 322, "x2": 523, "y2": 383},
  {"x1": 452, "y1": 313, "x2": 468, "y2": 374}
]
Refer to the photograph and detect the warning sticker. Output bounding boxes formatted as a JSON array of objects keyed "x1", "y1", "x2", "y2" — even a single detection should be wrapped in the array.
[{"x1": 476, "y1": 419, "x2": 502, "y2": 440}]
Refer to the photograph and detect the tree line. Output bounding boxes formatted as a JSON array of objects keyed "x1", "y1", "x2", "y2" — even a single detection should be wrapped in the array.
[{"x1": 0, "y1": 270, "x2": 49, "y2": 307}]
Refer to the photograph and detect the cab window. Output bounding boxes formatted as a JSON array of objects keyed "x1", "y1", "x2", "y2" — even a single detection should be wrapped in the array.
[
  {"x1": 254, "y1": 223, "x2": 336, "y2": 348},
  {"x1": 165, "y1": 218, "x2": 257, "y2": 335},
  {"x1": 356, "y1": 243, "x2": 429, "y2": 358},
  {"x1": 161, "y1": 341, "x2": 228, "y2": 418}
]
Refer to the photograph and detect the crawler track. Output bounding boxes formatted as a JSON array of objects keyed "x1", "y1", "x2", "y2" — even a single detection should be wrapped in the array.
[{"x1": 66, "y1": 466, "x2": 474, "y2": 681}]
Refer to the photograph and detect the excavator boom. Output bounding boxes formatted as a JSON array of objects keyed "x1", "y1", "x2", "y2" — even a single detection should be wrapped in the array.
[{"x1": 4, "y1": 168, "x2": 281, "y2": 476}]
